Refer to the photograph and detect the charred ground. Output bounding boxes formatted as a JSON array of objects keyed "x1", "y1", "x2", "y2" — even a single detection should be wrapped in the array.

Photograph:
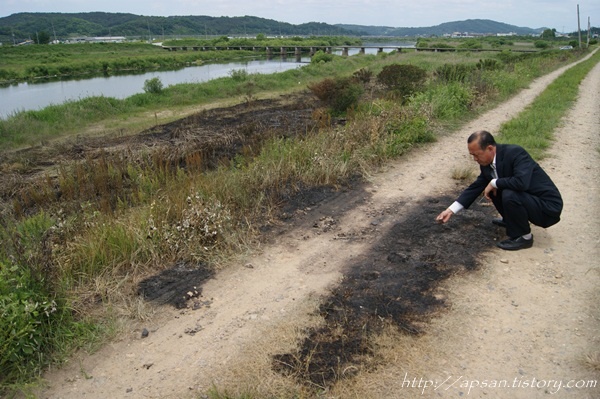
[
  {"x1": 0, "y1": 92, "x2": 320, "y2": 204},
  {"x1": 271, "y1": 193, "x2": 501, "y2": 390}
]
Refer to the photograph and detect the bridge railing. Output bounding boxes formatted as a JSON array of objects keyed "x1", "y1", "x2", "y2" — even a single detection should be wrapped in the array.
[{"x1": 160, "y1": 45, "x2": 537, "y2": 55}]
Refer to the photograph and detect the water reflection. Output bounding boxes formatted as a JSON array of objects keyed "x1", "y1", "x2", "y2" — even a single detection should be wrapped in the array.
[{"x1": 0, "y1": 57, "x2": 310, "y2": 119}]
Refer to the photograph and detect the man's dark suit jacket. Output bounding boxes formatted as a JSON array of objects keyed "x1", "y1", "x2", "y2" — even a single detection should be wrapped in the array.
[{"x1": 456, "y1": 144, "x2": 563, "y2": 222}]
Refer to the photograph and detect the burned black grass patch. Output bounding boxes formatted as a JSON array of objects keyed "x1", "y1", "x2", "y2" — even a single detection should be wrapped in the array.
[
  {"x1": 138, "y1": 262, "x2": 214, "y2": 309},
  {"x1": 1, "y1": 93, "x2": 320, "y2": 217},
  {"x1": 273, "y1": 195, "x2": 501, "y2": 389}
]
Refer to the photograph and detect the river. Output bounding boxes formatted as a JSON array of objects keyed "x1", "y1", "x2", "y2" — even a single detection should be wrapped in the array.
[
  {"x1": 0, "y1": 57, "x2": 312, "y2": 119},
  {"x1": 0, "y1": 43, "x2": 414, "y2": 119}
]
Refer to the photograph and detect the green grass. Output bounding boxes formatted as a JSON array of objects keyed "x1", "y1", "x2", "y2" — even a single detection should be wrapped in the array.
[
  {"x1": 0, "y1": 42, "x2": 258, "y2": 81},
  {"x1": 498, "y1": 48, "x2": 600, "y2": 159},
  {"x1": 0, "y1": 45, "x2": 597, "y2": 395},
  {"x1": 0, "y1": 216, "x2": 108, "y2": 388}
]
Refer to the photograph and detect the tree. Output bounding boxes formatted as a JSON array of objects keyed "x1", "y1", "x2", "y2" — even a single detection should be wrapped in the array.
[
  {"x1": 541, "y1": 28, "x2": 556, "y2": 39},
  {"x1": 32, "y1": 30, "x2": 51, "y2": 44},
  {"x1": 143, "y1": 77, "x2": 163, "y2": 94}
]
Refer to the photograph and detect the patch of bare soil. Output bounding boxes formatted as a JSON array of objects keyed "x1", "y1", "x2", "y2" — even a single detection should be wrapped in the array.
[{"x1": 36, "y1": 53, "x2": 599, "y2": 399}]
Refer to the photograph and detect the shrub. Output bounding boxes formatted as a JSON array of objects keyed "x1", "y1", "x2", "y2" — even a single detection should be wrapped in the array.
[
  {"x1": 434, "y1": 63, "x2": 476, "y2": 83},
  {"x1": 308, "y1": 77, "x2": 363, "y2": 115},
  {"x1": 415, "y1": 39, "x2": 430, "y2": 48},
  {"x1": 229, "y1": 69, "x2": 249, "y2": 82},
  {"x1": 0, "y1": 259, "x2": 58, "y2": 384},
  {"x1": 430, "y1": 43, "x2": 455, "y2": 49},
  {"x1": 469, "y1": 70, "x2": 497, "y2": 105},
  {"x1": 311, "y1": 50, "x2": 336, "y2": 64},
  {"x1": 376, "y1": 64, "x2": 427, "y2": 102},
  {"x1": 411, "y1": 82, "x2": 474, "y2": 120},
  {"x1": 490, "y1": 40, "x2": 502, "y2": 48},
  {"x1": 383, "y1": 114, "x2": 435, "y2": 157},
  {"x1": 143, "y1": 77, "x2": 164, "y2": 94},
  {"x1": 0, "y1": 68, "x2": 20, "y2": 82},
  {"x1": 476, "y1": 58, "x2": 500, "y2": 71},
  {"x1": 458, "y1": 39, "x2": 483, "y2": 49},
  {"x1": 496, "y1": 50, "x2": 519, "y2": 64},
  {"x1": 387, "y1": 115, "x2": 435, "y2": 143},
  {"x1": 352, "y1": 67, "x2": 373, "y2": 83},
  {"x1": 147, "y1": 193, "x2": 233, "y2": 263},
  {"x1": 534, "y1": 41, "x2": 550, "y2": 49}
]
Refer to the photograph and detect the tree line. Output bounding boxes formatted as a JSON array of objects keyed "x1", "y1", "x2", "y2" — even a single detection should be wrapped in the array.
[{"x1": 0, "y1": 12, "x2": 360, "y2": 44}]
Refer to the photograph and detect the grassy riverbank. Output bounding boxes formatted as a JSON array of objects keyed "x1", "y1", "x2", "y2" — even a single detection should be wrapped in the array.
[
  {"x1": 0, "y1": 46, "x2": 597, "y2": 395},
  {"x1": 0, "y1": 36, "x2": 360, "y2": 83},
  {"x1": 1, "y1": 52, "x2": 373, "y2": 148},
  {"x1": 0, "y1": 42, "x2": 257, "y2": 82},
  {"x1": 0, "y1": 47, "x2": 578, "y2": 150}
]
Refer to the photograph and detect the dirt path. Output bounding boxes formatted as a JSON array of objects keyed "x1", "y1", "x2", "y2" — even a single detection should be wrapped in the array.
[{"x1": 39, "y1": 53, "x2": 599, "y2": 399}]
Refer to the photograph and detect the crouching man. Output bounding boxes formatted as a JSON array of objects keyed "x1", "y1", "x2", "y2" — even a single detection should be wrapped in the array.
[{"x1": 436, "y1": 130, "x2": 562, "y2": 250}]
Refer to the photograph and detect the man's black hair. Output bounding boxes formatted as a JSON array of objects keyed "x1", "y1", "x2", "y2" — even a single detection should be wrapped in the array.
[{"x1": 468, "y1": 130, "x2": 496, "y2": 149}]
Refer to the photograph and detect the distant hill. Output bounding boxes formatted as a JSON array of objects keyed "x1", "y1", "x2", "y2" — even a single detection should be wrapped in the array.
[
  {"x1": 0, "y1": 12, "x2": 360, "y2": 43},
  {"x1": 338, "y1": 19, "x2": 545, "y2": 36},
  {"x1": 0, "y1": 13, "x2": 545, "y2": 44}
]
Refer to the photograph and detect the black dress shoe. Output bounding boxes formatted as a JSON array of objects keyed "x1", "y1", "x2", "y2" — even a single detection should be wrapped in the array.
[
  {"x1": 492, "y1": 218, "x2": 506, "y2": 228},
  {"x1": 497, "y1": 235, "x2": 533, "y2": 251}
]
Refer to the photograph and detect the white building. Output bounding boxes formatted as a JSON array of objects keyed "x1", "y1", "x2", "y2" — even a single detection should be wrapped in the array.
[{"x1": 66, "y1": 36, "x2": 126, "y2": 44}]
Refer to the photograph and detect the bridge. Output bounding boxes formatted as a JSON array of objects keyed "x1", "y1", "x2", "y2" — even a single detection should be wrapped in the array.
[
  {"x1": 161, "y1": 45, "x2": 412, "y2": 57},
  {"x1": 161, "y1": 44, "x2": 537, "y2": 58}
]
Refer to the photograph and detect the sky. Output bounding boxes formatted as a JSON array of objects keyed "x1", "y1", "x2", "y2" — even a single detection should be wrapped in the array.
[{"x1": 1, "y1": 0, "x2": 598, "y2": 33}]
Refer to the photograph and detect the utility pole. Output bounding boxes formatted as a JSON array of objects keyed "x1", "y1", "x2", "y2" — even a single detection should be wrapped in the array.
[
  {"x1": 577, "y1": 4, "x2": 582, "y2": 48},
  {"x1": 587, "y1": 17, "x2": 591, "y2": 47},
  {"x1": 51, "y1": 20, "x2": 57, "y2": 43}
]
